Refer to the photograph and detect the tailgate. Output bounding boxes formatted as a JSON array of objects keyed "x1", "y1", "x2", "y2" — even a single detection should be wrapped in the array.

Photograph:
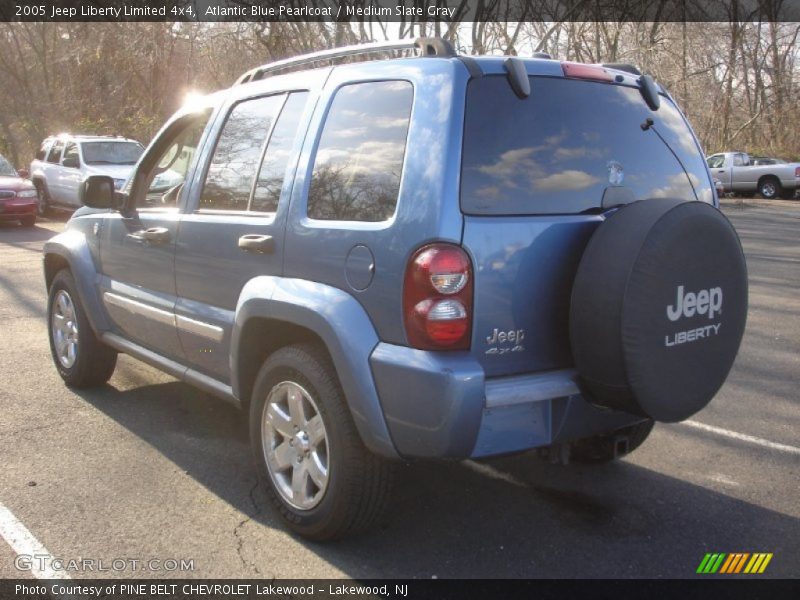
[{"x1": 463, "y1": 214, "x2": 600, "y2": 377}]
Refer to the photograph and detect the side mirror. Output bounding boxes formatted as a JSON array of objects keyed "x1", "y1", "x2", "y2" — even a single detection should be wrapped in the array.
[
  {"x1": 62, "y1": 156, "x2": 80, "y2": 169},
  {"x1": 17, "y1": 168, "x2": 29, "y2": 178},
  {"x1": 80, "y1": 175, "x2": 116, "y2": 209}
]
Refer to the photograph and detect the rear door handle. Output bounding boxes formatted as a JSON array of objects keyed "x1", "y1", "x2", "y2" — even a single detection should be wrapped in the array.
[
  {"x1": 127, "y1": 227, "x2": 171, "y2": 245},
  {"x1": 238, "y1": 234, "x2": 274, "y2": 253}
]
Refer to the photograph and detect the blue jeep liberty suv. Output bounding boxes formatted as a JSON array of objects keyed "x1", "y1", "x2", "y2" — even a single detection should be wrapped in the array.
[{"x1": 43, "y1": 38, "x2": 748, "y2": 540}]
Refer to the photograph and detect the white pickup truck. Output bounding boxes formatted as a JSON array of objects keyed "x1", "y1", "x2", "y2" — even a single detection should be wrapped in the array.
[{"x1": 706, "y1": 151, "x2": 800, "y2": 199}]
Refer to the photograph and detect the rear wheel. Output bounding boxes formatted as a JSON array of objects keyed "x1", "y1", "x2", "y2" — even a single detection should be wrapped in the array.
[
  {"x1": 47, "y1": 270, "x2": 117, "y2": 387},
  {"x1": 570, "y1": 420, "x2": 655, "y2": 464},
  {"x1": 758, "y1": 177, "x2": 780, "y2": 200},
  {"x1": 250, "y1": 343, "x2": 395, "y2": 541}
]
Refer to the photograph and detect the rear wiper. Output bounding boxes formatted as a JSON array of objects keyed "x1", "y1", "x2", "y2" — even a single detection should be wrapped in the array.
[{"x1": 641, "y1": 121, "x2": 700, "y2": 201}]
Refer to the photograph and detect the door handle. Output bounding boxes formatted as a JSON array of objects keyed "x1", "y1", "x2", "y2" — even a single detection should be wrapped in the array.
[
  {"x1": 127, "y1": 227, "x2": 171, "y2": 244},
  {"x1": 717, "y1": 170, "x2": 726, "y2": 173},
  {"x1": 238, "y1": 234, "x2": 274, "y2": 253}
]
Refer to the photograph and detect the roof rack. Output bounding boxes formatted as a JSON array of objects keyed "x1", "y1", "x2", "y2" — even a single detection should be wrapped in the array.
[{"x1": 235, "y1": 37, "x2": 457, "y2": 85}]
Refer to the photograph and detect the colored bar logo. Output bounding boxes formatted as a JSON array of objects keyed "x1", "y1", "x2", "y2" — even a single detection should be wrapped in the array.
[{"x1": 697, "y1": 553, "x2": 773, "y2": 574}]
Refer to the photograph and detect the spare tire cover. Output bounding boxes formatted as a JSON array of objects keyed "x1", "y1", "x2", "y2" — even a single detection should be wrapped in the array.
[{"x1": 569, "y1": 198, "x2": 748, "y2": 422}]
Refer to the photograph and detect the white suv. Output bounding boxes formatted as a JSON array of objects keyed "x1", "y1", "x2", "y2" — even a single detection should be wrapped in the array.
[{"x1": 30, "y1": 134, "x2": 144, "y2": 215}]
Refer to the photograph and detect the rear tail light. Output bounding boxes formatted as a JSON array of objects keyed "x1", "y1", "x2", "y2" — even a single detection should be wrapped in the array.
[
  {"x1": 561, "y1": 62, "x2": 614, "y2": 82},
  {"x1": 795, "y1": 166, "x2": 800, "y2": 178},
  {"x1": 403, "y1": 243, "x2": 473, "y2": 350}
]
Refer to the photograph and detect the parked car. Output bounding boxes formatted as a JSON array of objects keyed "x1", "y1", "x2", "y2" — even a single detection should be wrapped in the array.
[
  {"x1": 43, "y1": 39, "x2": 749, "y2": 540},
  {"x1": 0, "y1": 154, "x2": 37, "y2": 227},
  {"x1": 30, "y1": 134, "x2": 144, "y2": 215},
  {"x1": 706, "y1": 151, "x2": 800, "y2": 199}
]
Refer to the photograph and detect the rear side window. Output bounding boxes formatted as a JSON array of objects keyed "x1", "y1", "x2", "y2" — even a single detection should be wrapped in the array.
[
  {"x1": 307, "y1": 80, "x2": 413, "y2": 222},
  {"x1": 461, "y1": 76, "x2": 713, "y2": 215},
  {"x1": 36, "y1": 140, "x2": 51, "y2": 161},
  {"x1": 46, "y1": 141, "x2": 64, "y2": 164},
  {"x1": 62, "y1": 143, "x2": 79, "y2": 166},
  {"x1": 201, "y1": 94, "x2": 284, "y2": 211}
]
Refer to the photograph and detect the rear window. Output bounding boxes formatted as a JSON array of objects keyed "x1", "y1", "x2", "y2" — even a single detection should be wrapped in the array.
[{"x1": 461, "y1": 76, "x2": 712, "y2": 215}]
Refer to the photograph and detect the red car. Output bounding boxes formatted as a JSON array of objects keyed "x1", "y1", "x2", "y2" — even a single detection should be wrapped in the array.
[{"x1": 0, "y1": 154, "x2": 37, "y2": 227}]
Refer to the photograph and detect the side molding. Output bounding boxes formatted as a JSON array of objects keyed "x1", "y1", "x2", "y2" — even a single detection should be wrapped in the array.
[{"x1": 233, "y1": 277, "x2": 399, "y2": 459}]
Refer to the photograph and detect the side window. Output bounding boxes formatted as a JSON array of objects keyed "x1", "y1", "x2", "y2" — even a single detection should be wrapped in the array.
[
  {"x1": 200, "y1": 94, "x2": 284, "y2": 212},
  {"x1": 36, "y1": 140, "x2": 51, "y2": 161},
  {"x1": 62, "y1": 143, "x2": 79, "y2": 167},
  {"x1": 47, "y1": 141, "x2": 64, "y2": 164},
  {"x1": 307, "y1": 80, "x2": 413, "y2": 222},
  {"x1": 707, "y1": 155, "x2": 724, "y2": 169},
  {"x1": 733, "y1": 153, "x2": 746, "y2": 167},
  {"x1": 141, "y1": 113, "x2": 210, "y2": 208},
  {"x1": 251, "y1": 92, "x2": 308, "y2": 213}
]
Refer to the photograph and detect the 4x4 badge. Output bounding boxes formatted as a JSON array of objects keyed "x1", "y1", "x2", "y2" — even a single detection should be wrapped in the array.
[{"x1": 485, "y1": 328, "x2": 526, "y2": 355}]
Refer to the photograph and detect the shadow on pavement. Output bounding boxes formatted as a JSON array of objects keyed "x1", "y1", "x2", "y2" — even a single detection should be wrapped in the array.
[
  {"x1": 73, "y1": 374, "x2": 800, "y2": 579},
  {"x1": 0, "y1": 221, "x2": 61, "y2": 243}
]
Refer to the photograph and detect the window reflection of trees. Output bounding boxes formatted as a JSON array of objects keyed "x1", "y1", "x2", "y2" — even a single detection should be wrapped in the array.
[
  {"x1": 202, "y1": 96, "x2": 282, "y2": 211},
  {"x1": 308, "y1": 164, "x2": 402, "y2": 221},
  {"x1": 252, "y1": 92, "x2": 308, "y2": 213},
  {"x1": 308, "y1": 81, "x2": 412, "y2": 222}
]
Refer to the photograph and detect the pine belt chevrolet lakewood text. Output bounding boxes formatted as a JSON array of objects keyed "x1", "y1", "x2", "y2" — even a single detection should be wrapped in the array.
[{"x1": 43, "y1": 38, "x2": 749, "y2": 541}]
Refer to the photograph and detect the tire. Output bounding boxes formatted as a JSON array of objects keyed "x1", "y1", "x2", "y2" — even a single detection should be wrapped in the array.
[
  {"x1": 570, "y1": 198, "x2": 748, "y2": 422},
  {"x1": 47, "y1": 270, "x2": 117, "y2": 387},
  {"x1": 570, "y1": 420, "x2": 655, "y2": 464},
  {"x1": 20, "y1": 215, "x2": 36, "y2": 227},
  {"x1": 758, "y1": 177, "x2": 780, "y2": 200},
  {"x1": 250, "y1": 343, "x2": 395, "y2": 541},
  {"x1": 35, "y1": 182, "x2": 50, "y2": 217}
]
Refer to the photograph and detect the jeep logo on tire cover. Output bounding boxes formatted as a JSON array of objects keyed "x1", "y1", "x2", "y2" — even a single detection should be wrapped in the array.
[{"x1": 666, "y1": 285, "x2": 723, "y2": 321}]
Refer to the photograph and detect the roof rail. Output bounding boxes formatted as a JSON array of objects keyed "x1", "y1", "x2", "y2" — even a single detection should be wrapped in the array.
[{"x1": 235, "y1": 37, "x2": 457, "y2": 85}]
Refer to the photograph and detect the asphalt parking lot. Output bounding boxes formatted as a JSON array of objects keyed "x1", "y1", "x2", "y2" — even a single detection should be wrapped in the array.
[{"x1": 0, "y1": 199, "x2": 798, "y2": 580}]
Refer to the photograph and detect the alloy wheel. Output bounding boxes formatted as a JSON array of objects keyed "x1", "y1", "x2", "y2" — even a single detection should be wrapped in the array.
[
  {"x1": 51, "y1": 290, "x2": 79, "y2": 368},
  {"x1": 261, "y1": 381, "x2": 330, "y2": 510}
]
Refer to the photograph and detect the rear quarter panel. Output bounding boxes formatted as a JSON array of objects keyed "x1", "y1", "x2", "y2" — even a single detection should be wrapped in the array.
[{"x1": 283, "y1": 58, "x2": 470, "y2": 345}]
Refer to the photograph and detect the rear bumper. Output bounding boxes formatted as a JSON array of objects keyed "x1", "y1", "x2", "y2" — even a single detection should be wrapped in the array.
[{"x1": 369, "y1": 342, "x2": 643, "y2": 459}]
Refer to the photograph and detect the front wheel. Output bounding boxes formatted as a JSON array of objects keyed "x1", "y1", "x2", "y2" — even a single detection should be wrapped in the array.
[
  {"x1": 47, "y1": 270, "x2": 117, "y2": 387},
  {"x1": 250, "y1": 343, "x2": 395, "y2": 541},
  {"x1": 20, "y1": 215, "x2": 36, "y2": 227}
]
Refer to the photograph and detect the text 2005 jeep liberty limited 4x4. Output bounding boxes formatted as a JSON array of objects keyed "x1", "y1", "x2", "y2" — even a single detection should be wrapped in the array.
[{"x1": 43, "y1": 39, "x2": 748, "y2": 540}]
